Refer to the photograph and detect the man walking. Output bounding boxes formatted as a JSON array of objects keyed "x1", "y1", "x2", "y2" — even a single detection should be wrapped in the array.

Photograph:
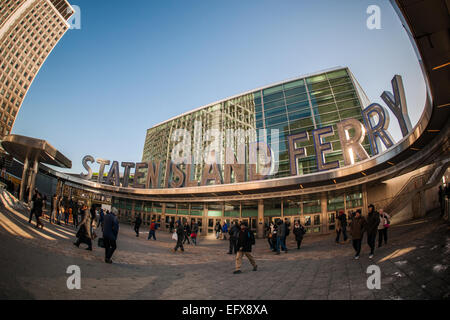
[
  {"x1": 103, "y1": 208, "x2": 119, "y2": 263},
  {"x1": 214, "y1": 221, "x2": 221, "y2": 239},
  {"x1": 233, "y1": 222, "x2": 257, "y2": 274},
  {"x1": 366, "y1": 204, "x2": 380, "y2": 259},
  {"x1": 228, "y1": 221, "x2": 240, "y2": 254},
  {"x1": 148, "y1": 219, "x2": 157, "y2": 240},
  {"x1": 275, "y1": 219, "x2": 287, "y2": 254},
  {"x1": 183, "y1": 221, "x2": 191, "y2": 245},
  {"x1": 222, "y1": 221, "x2": 228, "y2": 240},
  {"x1": 191, "y1": 221, "x2": 199, "y2": 245},
  {"x1": 172, "y1": 221, "x2": 185, "y2": 253},
  {"x1": 28, "y1": 189, "x2": 38, "y2": 224},
  {"x1": 336, "y1": 210, "x2": 348, "y2": 243},
  {"x1": 350, "y1": 209, "x2": 366, "y2": 260},
  {"x1": 134, "y1": 214, "x2": 142, "y2": 237}
]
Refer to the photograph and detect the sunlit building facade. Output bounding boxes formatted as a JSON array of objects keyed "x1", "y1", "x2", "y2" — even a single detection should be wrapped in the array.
[{"x1": 0, "y1": 0, "x2": 73, "y2": 137}]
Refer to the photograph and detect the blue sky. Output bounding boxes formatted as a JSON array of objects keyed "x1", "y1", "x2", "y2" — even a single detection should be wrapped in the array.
[{"x1": 12, "y1": 0, "x2": 426, "y2": 174}]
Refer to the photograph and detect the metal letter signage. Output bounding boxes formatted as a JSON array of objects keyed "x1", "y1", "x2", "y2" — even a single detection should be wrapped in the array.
[{"x1": 80, "y1": 75, "x2": 414, "y2": 188}]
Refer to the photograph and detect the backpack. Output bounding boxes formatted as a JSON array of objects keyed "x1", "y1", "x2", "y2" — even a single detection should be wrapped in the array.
[{"x1": 248, "y1": 231, "x2": 255, "y2": 245}]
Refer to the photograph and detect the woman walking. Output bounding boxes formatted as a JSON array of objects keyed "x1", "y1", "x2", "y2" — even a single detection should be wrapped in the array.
[
  {"x1": 293, "y1": 220, "x2": 306, "y2": 249},
  {"x1": 377, "y1": 209, "x2": 391, "y2": 247},
  {"x1": 74, "y1": 205, "x2": 93, "y2": 251}
]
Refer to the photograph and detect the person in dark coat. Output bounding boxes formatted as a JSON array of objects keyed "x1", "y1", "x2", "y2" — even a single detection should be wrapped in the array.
[
  {"x1": 169, "y1": 219, "x2": 174, "y2": 233},
  {"x1": 74, "y1": 205, "x2": 93, "y2": 251},
  {"x1": 233, "y1": 222, "x2": 257, "y2": 274},
  {"x1": 191, "y1": 221, "x2": 199, "y2": 246},
  {"x1": 33, "y1": 192, "x2": 44, "y2": 229},
  {"x1": 275, "y1": 219, "x2": 287, "y2": 254},
  {"x1": 292, "y1": 220, "x2": 306, "y2": 249},
  {"x1": 350, "y1": 209, "x2": 367, "y2": 259},
  {"x1": 336, "y1": 210, "x2": 348, "y2": 243},
  {"x1": 172, "y1": 221, "x2": 185, "y2": 252},
  {"x1": 183, "y1": 221, "x2": 191, "y2": 244},
  {"x1": 28, "y1": 189, "x2": 38, "y2": 224},
  {"x1": 134, "y1": 214, "x2": 142, "y2": 237},
  {"x1": 228, "y1": 221, "x2": 240, "y2": 254},
  {"x1": 366, "y1": 204, "x2": 380, "y2": 259},
  {"x1": 103, "y1": 208, "x2": 119, "y2": 263}
]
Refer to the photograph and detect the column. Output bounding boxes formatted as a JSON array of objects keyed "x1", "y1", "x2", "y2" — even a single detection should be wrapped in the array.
[
  {"x1": 161, "y1": 203, "x2": 166, "y2": 231},
  {"x1": 202, "y1": 203, "x2": 208, "y2": 236},
  {"x1": 320, "y1": 192, "x2": 327, "y2": 234},
  {"x1": 362, "y1": 183, "x2": 369, "y2": 216},
  {"x1": 27, "y1": 159, "x2": 38, "y2": 204},
  {"x1": 19, "y1": 157, "x2": 29, "y2": 202},
  {"x1": 257, "y1": 199, "x2": 264, "y2": 239}
]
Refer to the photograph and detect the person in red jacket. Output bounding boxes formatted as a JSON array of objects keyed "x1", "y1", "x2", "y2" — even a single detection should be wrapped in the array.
[{"x1": 148, "y1": 219, "x2": 157, "y2": 240}]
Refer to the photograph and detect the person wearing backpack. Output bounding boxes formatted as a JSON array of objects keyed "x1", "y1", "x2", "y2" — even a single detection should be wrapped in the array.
[
  {"x1": 377, "y1": 208, "x2": 391, "y2": 248},
  {"x1": 233, "y1": 222, "x2": 257, "y2": 274},
  {"x1": 292, "y1": 220, "x2": 306, "y2": 249}
]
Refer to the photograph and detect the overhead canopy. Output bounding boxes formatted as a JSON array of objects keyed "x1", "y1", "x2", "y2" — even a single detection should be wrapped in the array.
[{"x1": 1, "y1": 134, "x2": 72, "y2": 169}]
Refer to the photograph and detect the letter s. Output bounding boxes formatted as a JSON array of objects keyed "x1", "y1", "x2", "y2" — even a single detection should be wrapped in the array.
[{"x1": 80, "y1": 155, "x2": 94, "y2": 180}]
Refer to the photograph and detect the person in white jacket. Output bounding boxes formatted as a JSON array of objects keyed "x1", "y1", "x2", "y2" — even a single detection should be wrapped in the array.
[{"x1": 377, "y1": 209, "x2": 390, "y2": 247}]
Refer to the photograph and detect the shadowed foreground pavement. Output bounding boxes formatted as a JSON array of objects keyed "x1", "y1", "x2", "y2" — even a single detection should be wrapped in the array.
[{"x1": 0, "y1": 195, "x2": 448, "y2": 300}]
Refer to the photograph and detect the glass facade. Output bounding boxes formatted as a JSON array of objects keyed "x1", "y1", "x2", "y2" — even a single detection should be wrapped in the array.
[{"x1": 142, "y1": 67, "x2": 372, "y2": 184}]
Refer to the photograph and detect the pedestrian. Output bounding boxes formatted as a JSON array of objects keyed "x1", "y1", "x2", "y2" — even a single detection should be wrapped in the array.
[
  {"x1": 172, "y1": 221, "x2": 184, "y2": 253},
  {"x1": 169, "y1": 218, "x2": 174, "y2": 233},
  {"x1": 284, "y1": 218, "x2": 291, "y2": 242},
  {"x1": 74, "y1": 205, "x2": 93, "y2": 251},
  {"x1": 56, "y1": 197, "x2": 62, "y2": 225},
  {"x1": 336, "y1": 210, "x2": 348, "y2": 243},
  {"x1": 28, "y1": 189, "x2": 38, "y2": 224},
  {"x1": 265, "y1": 222, "x2": 274, "y2": 251},
  {"x1": 191, "y1": 221, "x2": 199, "y2": 245},
  {"x1": 214, "y1": 221, "x2": 221, "y2": 239},
  {"x1": 293, "y1": 220, "x2": 306, "y2": 249},
  {"x1": 228, "y1": 221, "x2": 240, "y2": 254},
  {"x1": 366, "y1": 204, "x2": 380, "y2": 259},
  {"x1": 233, "y1": 222, "x2": 257, "y2": 274},
  {"x1": 34, "y1": 192, "x2": 44, "y2": 229},
  {"x1": 222, "y1": 221, "x2": 228, "y2": 240},
  {"x1": 349, "y1": 209, "x2": 366, "y2": 260},
  {"x1": 148, "y1": 219, "x2": 157, "y2": 240},
  {"x1": 97, "y1": 208, "x2": 104, "y2": 230},
  {"x1": 275, "y1": 219, "x2": 287, "y2": 254},
  {"x1": 335, "y1": 210, "x2": 342, "y2": 244},
  {"x1": 183, "y1": 221, "x2": 191, "y2": 245},
  {"x1": 50, "y1": 194, "x2": 57, "y2": 224},
  {"x1": 271, "y1": 221, "x2": 278, "y2": 252},
  {"x1": 73, "y1": 202, "x2": 79, "y2": 228},
  {"x1": 103, "y1": 208, "x2": 119, "y2": 263},
  {"x1": 134, "y1": 214, "x2": 142, "y2": 237},
  {"x1": 377, "y1": 208, "x2": 391, "y2": 247}
]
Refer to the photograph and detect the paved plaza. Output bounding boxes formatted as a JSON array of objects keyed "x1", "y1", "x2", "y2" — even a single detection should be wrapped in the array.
[{"x1": 0, "y1": 191, "x2": 449, "y2": 300}]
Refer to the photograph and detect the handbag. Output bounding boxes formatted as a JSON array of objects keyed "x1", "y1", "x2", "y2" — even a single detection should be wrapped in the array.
[
  {"x1": 98, "y1": 237, "x2": 105, "y2": 248},
  {"x1": 383, "y1": 214, "x2": 390, "y2": 228},
  {"x1": 190, "y1": 232, "x2": 196, "y2": 238},
  {"x1": 172, "y1": 232, "x2": 178, "y2": 241}
]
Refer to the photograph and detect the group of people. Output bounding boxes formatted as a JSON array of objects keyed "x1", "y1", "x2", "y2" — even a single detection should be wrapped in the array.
[
  {"x1": 265, "y1": 218, "x2": 306, "y2": 253},
  {"x1": 171, "y1": 219, "x2": 200, "y2": 252},
  {"x1": 133, "y1": 215, "x2": 158, "y2": 241},
  {"x1": 73, "y1": 205, "x2": 119, "y2": 264},
  {"x1": 348, "y1": 204, "x2": 391, "y2": 259}
]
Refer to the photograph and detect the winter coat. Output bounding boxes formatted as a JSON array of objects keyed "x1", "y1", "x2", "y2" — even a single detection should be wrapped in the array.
[
  {"x1": 103, "y1": 212, "x2": 119, "y2": 241},
  {"x1": 276, "y1": 222, "x2": 286, "y2": 238},
  {"x1": 378, "y1": 212, "x2": 391, "y2": 230},
  {"x1": 222, "y1": 223, "x2": 228, "y2": 233},
  {"x1": 192, "y1": 223, "x2": 199, "y2": 234},
  {"x1": 229, "y1": 224, "x2": 240, "y2": 239},
  {"x1": 335, "y1": 217, "x2": 342, "y2": 231},
  {"x1": 350, "y1": 216, "x2": 367, "y2": 240},
  {"x1": 176, "y1": 225, "x2": 184, "y2": 239},
  {"x1": 293, "y1": 225, "x2": 306, "y2": 240},
  {"x1": 77, "y1": 209, "x2": 92, "y2": 240},
  {"x1": 214, "y1": 223, "x2": 221, "y2": 232},
  {"x1": 134, "y1": 216, "x2": 142, "y2": 227},
  {"x1": 236, "y1": 228, "x2": 255, "y2": 252},
  {"x1": 366, "y1": 211, "x2": 380, "y2": 235}
]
